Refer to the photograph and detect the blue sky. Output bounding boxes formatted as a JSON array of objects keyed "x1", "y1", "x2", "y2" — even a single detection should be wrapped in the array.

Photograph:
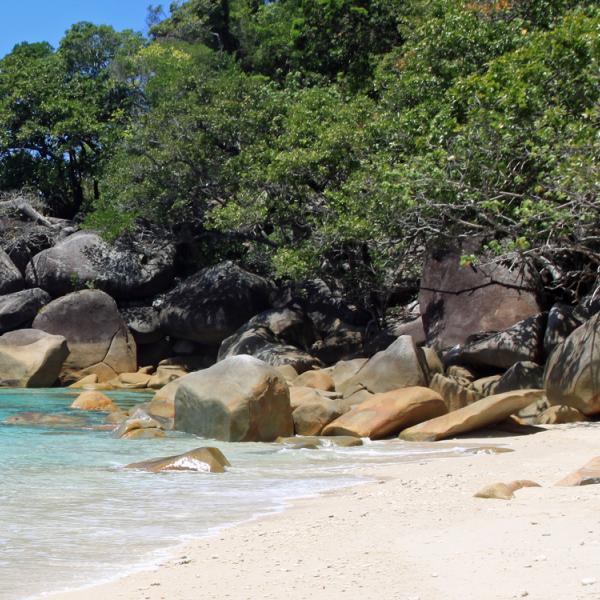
[{"x1": 0, "y1": 0, "x2": 157, "y2": 58}]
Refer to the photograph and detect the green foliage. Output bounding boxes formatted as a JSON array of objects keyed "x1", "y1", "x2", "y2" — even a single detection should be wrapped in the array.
[
  {"x1": 0, "y1": 24, "x2": 143, "y2": 216},
  {"x1": 2, "y1": 0, "x2": 599, "y2": 308}
]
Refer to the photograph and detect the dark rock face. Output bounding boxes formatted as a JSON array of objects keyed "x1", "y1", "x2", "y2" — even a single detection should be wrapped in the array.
[
  {"x1": 285, "y1": 279, "x2": 368, "y2": 363},
  {"x1": 218, "y1": 325, "x2": 321, "y2": 374},
  {"x1": 495, "y1": 361, "x2": 545, "y2": 394},
  {"x1": 218, "y1": 308, "x2": 321, "y2": 373},
  {"x1": 543, "y1": 304, "x2": 580, "y2": 356},
  {"x1": 26, "y1": 231, "x2": 175, "y2": 299},
  {"x1": 0, "y1": 250, "x2": 23, "y2": 295},
  {"x1": 160, "y1": 261, "x2": 275, "y2": 346},
  {"x1": 573, "y1": 294, "x2": 600, "y2": 323},
  {"x1": 294, "y1": 279, "x2": 370, "y2": 329},
  {"x1": 310, "y1": 323, "x2": 365, "y2": 364},
  {"x1": 32, "y1": 289, "x2": 137, "y2": 382},
  {"x1": 419, "y1": 248, "x2": 542, "y2": 349},
  {"x1": 219, "y1": 307, "x2": 316, "y2": 353},
  {"x1": 119, "y1": 303, "x2": 163, "y2": 345},
  {"x1": 0, "y1": 288, "x2": 50, "y2": 334},
  {"x1": 444, "y1": 313, "x2": 547, "y2": 371},
  {"x1": 545, "y1": 313, "x2": 600, "y2": 416}
]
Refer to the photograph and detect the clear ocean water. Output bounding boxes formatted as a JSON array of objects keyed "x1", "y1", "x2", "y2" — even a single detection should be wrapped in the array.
[{"x1": 0, "y1": 388, "x2": 473, "y2": 600}]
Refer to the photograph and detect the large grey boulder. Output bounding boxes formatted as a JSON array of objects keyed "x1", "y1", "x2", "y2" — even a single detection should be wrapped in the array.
[
  {"x1": 0, "y1": 250, "x2": 23, "y2": 294},
  {"x1": 420, "y1": 247, "x2": 542, "y2": 349},
  {"x1": 339, "y1": 335, "x2": 429, "y2": 399},
  {"x1": 0, "y1": 329, "x2": 68, "y2": 387},
  {"x1": 444, "y1": 313, "x2": 547, "y2": 371},
  {"x1": 25, "y1": 231, "x2": 175, "y2": 299},
  {"x1": 32, "y1": 290, "x2": 137, "y2": 382},
  {"x1": 174, "y1": 355, "x2": 294, "y2": 442},
  {"x1": 160, "y1": 261, "x2": 274, "y2": 346},
  {"x1": 545, "y1": 313, "x2": 600, "y2": 415},
  {"x1": 0, "y1": 288, "x2": 50, "y2": 334}
]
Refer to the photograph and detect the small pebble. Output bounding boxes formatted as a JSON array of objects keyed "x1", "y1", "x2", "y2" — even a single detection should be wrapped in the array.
[{"x1": 581, "y1": 577, "x2": 597, "y2": 586}]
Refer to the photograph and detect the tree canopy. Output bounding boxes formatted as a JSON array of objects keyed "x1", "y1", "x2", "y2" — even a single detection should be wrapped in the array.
[{"x1": 1, "y1": 0, "x2": 598, "y2": 311}]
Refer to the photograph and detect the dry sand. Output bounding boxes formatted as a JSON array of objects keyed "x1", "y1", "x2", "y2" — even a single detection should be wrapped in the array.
[{"x1": 48, "y1": 424, "x2": 600, "y2": 600}]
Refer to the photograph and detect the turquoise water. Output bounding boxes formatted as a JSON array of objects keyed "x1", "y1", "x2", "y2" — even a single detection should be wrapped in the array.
[{"x1": 0, "y1": 389, "x2": 473, "y2": 600}]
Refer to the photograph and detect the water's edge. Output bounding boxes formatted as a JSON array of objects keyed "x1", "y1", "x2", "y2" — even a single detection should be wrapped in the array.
[
  {"x1": 1, "y1": 389, "x2": 498, "y2": 600},
  {"x1": 33, "y1": 475, "x2": 374, "y2": 600}
]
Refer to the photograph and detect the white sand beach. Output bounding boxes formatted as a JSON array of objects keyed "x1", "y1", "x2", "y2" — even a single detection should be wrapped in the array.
[{"x1": 48, "y1": 423, "x2": 600, "y2": 600}]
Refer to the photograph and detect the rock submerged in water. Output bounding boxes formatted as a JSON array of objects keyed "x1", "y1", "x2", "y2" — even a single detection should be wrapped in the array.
[
  {"x1": 3, "y1": 411, "x2": 85, "y2": 427},
  {"x1": 71, "y1": 391, "x2": 118, "y2": 412},
  {"x1": 276, "y1": 436, "x2": 363, "y2": 449},
  {"x1": 112, "y1": 408, "x2": 165, "y2": 439},
  {"x1": 125, "y1": 447, "x2": 230, "y2": 473}
]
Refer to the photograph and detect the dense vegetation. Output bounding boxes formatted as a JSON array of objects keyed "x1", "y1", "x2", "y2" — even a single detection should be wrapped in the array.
[{"x1": 1, "y1": 0, "x2": 598, "y2": 311}]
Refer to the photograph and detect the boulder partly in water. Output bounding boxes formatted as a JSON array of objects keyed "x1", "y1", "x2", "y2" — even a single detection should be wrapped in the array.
[
  {"x1": 0, "y1": 329, "x2": 68, "y2": 387},
  {"x1": 125, "y1": 447, "x2": 230, "y2": 473},
  {"x1": 174, "y1": 355, "x2": 294, "y2": 442}
]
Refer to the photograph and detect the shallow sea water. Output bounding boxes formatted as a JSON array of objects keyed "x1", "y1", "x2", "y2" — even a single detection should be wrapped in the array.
[{"x1": 0, "y1": 388, "x2": 480, "y2": 600}]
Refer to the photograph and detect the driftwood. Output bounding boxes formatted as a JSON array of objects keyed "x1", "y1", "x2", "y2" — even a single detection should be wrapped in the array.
[{"x1": 0, "y1": 197, "x2": 69, "y2": 230}]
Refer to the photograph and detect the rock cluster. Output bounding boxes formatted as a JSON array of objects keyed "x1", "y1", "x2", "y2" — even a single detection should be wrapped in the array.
[{"x1": 1, "y1": 230, "x2": 598, "y2": 443}]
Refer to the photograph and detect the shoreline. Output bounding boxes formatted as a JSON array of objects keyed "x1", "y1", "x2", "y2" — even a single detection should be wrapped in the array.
[
  {"x1": 44, "y1": 423, "x2": 600, "y2": 600},
  {"x1": 33, "y1": 475, "x2": 373, "y2": 600}
]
